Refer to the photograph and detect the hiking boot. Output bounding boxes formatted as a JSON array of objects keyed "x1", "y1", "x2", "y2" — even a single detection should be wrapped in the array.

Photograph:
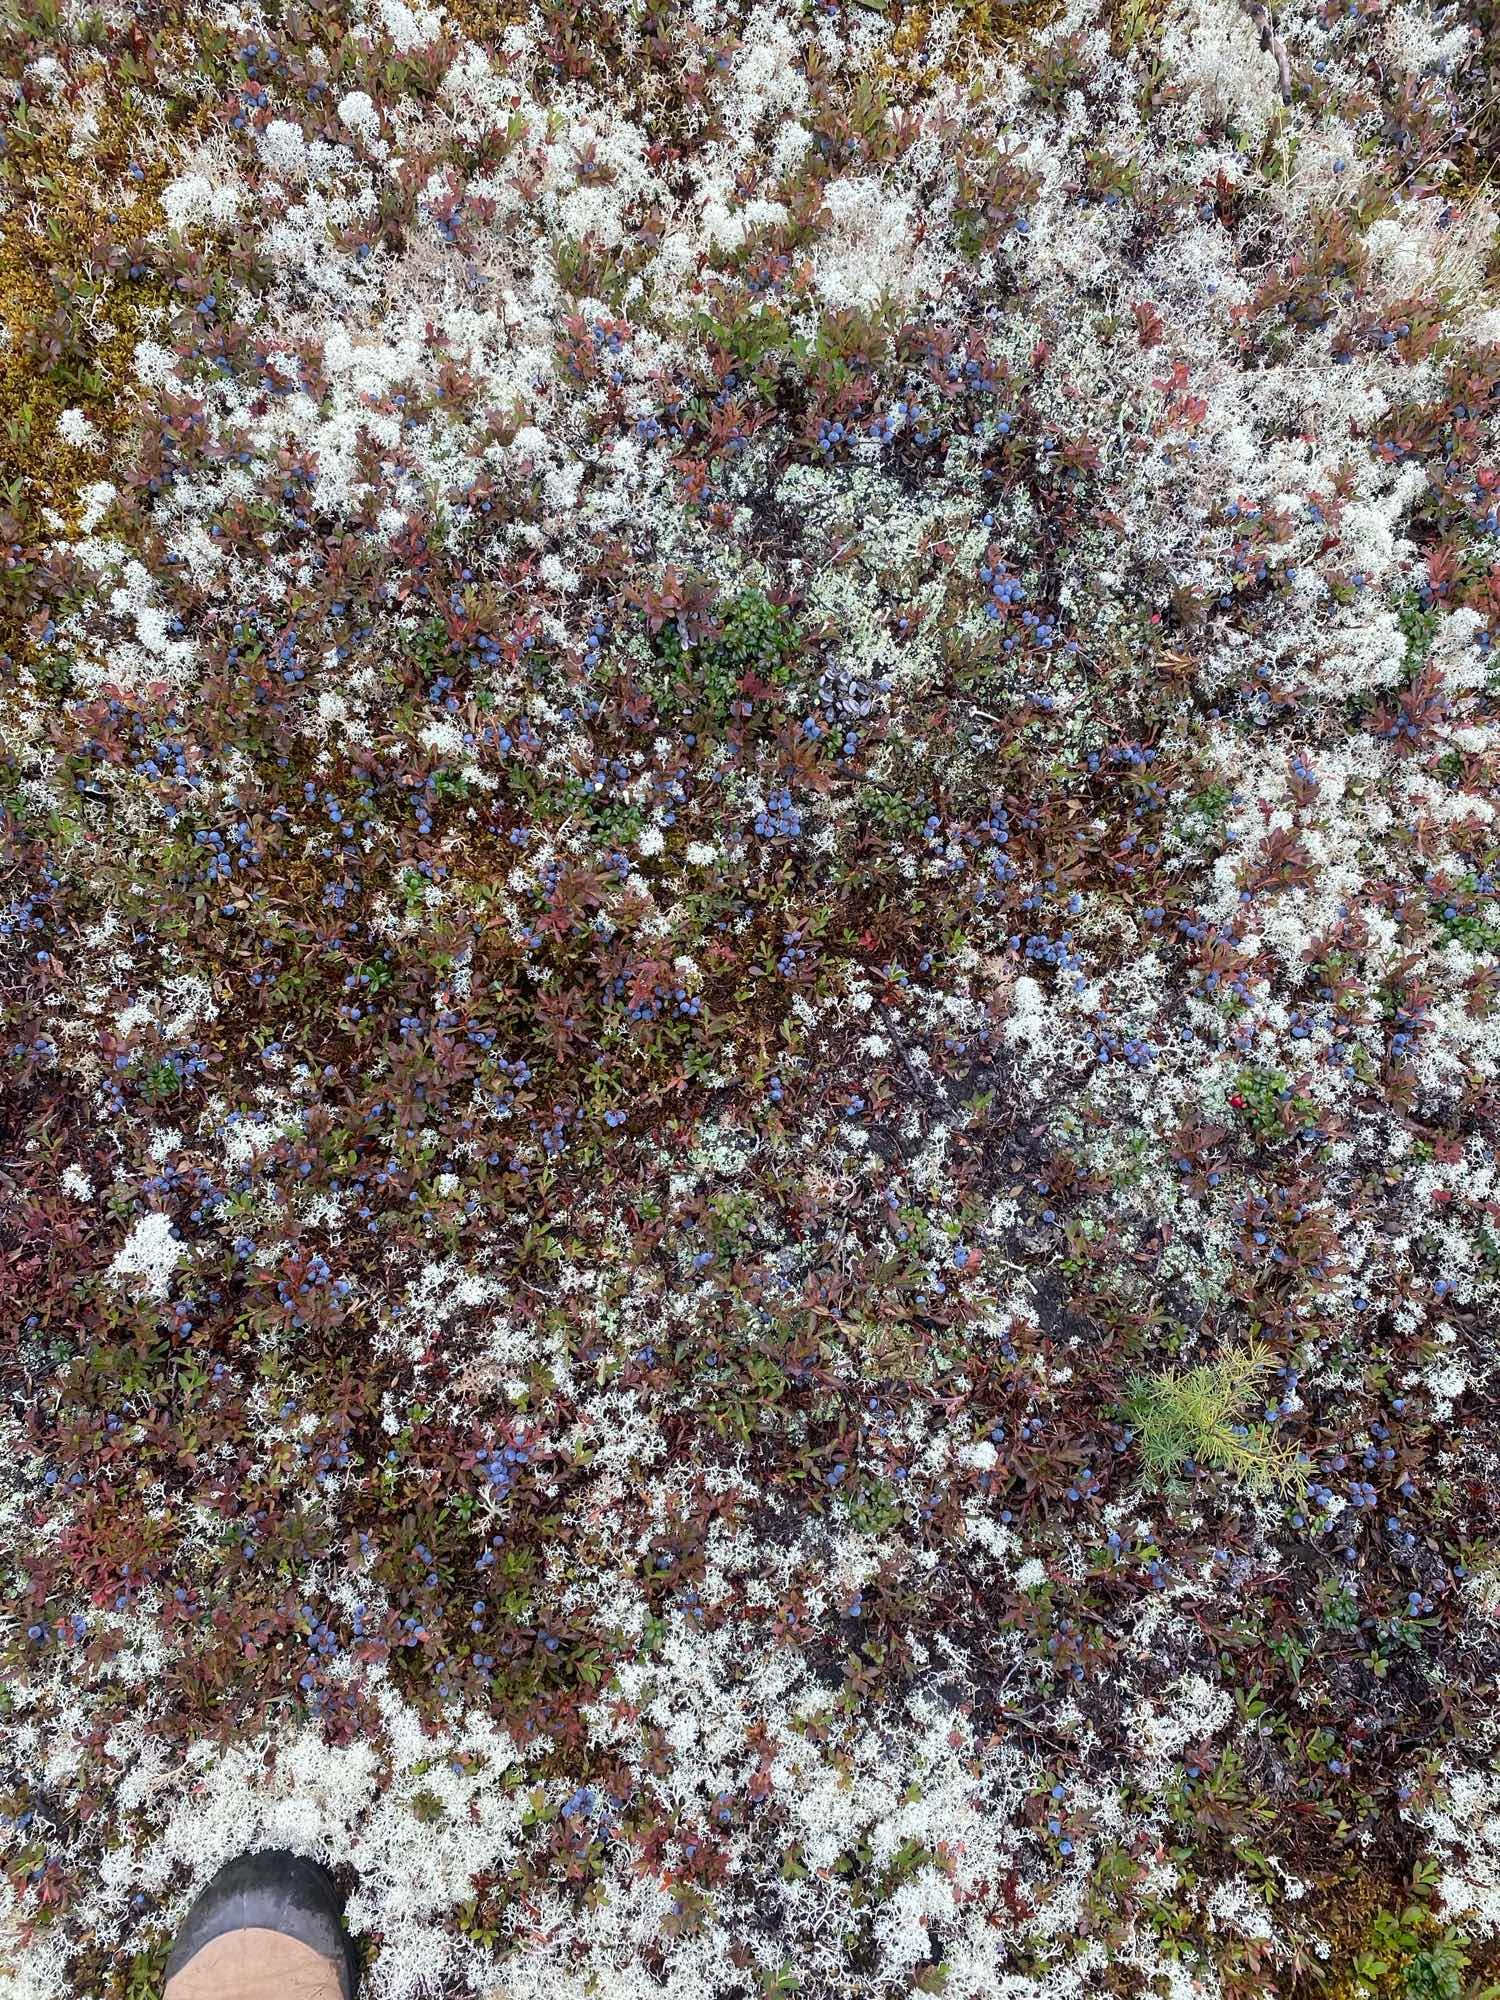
[{"x1": 162, "y1": 1850, "x2": 357, "y2": 2000}]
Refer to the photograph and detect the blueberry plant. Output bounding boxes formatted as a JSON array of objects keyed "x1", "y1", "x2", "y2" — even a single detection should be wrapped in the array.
[{"x1": 1, "y1": 0, "x2": 1498, "y2": 1996}]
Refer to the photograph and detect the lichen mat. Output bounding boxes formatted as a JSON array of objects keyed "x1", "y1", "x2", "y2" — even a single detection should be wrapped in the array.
[{"x1": 1, "y1": 0, "x2": 1498, "y2": 1995}]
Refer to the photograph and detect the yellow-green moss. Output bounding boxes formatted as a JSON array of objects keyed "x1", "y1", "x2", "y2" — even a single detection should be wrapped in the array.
[
  {"x1": 878, "y1": 0, "x2": 1069, "y2": 97},
  {"x1": 0, "y1": 62, "x2": 180, "y2": 530},
  {"x1": 1286, "y1": 1869, "x2": 1500, "y2": 2000}
]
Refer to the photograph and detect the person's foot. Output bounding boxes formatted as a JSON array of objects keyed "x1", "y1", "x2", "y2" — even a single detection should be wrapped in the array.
[{"x1": 162, "y1": 1850, "x2": 357, "y2": 2000}]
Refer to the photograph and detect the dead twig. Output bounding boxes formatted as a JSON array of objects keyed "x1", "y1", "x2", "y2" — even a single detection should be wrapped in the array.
[{"x1": 1238, "y1": 0, "x2": 1292, "y2": 104}]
